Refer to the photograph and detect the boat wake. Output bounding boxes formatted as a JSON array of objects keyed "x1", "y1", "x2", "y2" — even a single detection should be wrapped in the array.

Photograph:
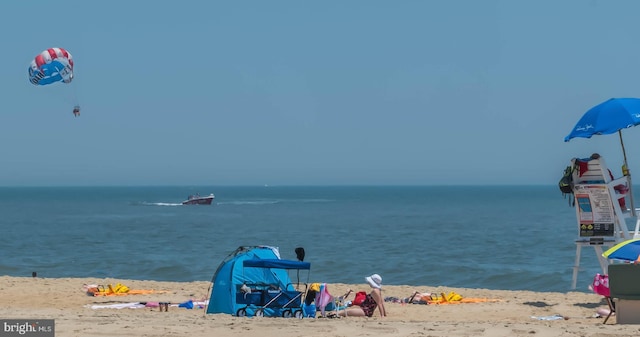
[
  {"x1": 217, "y1": 199, "x2": 333, "y2": 206},
  {"x1": 216, "y1": 200, "x2": 280, "y2": 206},
  {"x1": 135, "y1": 202, "x2": 182, "y2": 207}
]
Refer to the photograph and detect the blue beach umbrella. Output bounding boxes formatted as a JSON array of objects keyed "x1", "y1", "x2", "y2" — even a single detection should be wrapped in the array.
[
  {"x1": 603, "y1": 238, "x2": 640, "y2": 262},
  {"x1": 565, "y1": 98, "x2": 640, "y2": 216},
  {"x1": 565, "y1": 98, "x2": 640, "y2": 141}
]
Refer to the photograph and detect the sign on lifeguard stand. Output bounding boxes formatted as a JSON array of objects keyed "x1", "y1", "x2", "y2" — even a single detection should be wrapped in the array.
[{"x1": 570, "y1": 156, "x2": 636, "y2": 289}]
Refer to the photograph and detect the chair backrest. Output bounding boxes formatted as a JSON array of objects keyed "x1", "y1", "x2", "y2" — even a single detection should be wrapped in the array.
[
  {"x1": 572, "y1": 157, "x2": 612, "y2": 185},
  {"x1": 315, "y1": 283, "x2": 334, "y2": 316},
  {"x1": 608, "y1": 264, "x2": 640, "y2": 300}
]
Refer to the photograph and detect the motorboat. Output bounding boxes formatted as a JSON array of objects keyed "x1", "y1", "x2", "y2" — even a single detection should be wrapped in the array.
[{"x1": 182, "y1": 193, "x2": 215, "y2": 205}]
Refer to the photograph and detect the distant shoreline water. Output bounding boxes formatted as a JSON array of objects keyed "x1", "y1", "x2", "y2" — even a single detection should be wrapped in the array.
[{"x1": 0, "y1": 185, "x2": 614, "y2": 293}]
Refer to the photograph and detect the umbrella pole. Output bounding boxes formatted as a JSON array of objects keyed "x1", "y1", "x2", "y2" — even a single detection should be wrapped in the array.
[{"x1": 619, "y1": 131, "x2": 636, "y2": 217}]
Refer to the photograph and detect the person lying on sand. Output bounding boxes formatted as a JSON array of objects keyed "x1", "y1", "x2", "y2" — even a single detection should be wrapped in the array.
[{"x1": 385, "y1": 291, "x2": 432, "y2": 304}]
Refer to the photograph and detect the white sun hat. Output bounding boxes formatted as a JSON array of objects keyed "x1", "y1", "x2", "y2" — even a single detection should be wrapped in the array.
[{"x1": 365, "y1": 274, "x2": 382, "y2": 289}]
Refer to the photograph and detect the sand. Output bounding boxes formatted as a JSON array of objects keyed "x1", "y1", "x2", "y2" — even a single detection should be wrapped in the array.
[{"x1": 0, "y1": 276, "x2": 638, "y2": 337}]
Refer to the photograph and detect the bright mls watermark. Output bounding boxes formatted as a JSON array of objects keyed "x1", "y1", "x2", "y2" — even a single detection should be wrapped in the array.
[{"x1": 0, "y1": 320, "x2": 54, "y2": 337}]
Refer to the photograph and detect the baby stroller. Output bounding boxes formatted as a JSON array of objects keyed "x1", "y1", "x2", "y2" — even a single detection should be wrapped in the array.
[{"x1": 235, "y1": 258, "x2": 310, "y2": 318}]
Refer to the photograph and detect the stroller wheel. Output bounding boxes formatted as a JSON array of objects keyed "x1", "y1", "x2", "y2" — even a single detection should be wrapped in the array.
[
  {"x1": 294, "y1": 310, "x2": 303, "y2": 319},
  {"x1": 255, "y1": 309, "x2": 264, "y2": 317},
  {"x1": 236, "y1": 308, "x2": 247, "y2": 317},
  {"x1": 282, "y1": 309, "x2": 292, "y2": 318}
]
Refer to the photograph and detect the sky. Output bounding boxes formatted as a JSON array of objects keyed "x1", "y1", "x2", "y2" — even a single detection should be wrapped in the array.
[{"x1": 2, "y1": 0, "x2": 640, "y2": 186}]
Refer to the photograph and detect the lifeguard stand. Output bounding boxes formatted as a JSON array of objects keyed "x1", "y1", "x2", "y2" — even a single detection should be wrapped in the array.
[{"x1": 571, "y1": 156, "x2": 639, "y2": 289}]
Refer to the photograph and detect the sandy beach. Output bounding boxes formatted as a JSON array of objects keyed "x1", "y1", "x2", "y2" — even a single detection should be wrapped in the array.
[{"x1": 1, "y1": 276, "x2": 639, "y2": 337}]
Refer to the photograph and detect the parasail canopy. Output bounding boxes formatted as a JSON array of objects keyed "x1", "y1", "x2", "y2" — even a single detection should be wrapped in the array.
[{"x1": 28, "y1": 47, "x2": 74, "y2": 86}]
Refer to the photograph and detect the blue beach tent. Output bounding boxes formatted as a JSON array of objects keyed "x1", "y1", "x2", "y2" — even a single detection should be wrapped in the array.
[{"x1": 206, "y1": 246, "x2": 295, "y2": 316}]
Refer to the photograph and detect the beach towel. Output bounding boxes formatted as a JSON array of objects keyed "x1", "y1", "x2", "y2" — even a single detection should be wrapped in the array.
[
  {"x1": 316, "y1": 283, "x2": 331, "y2": 316},
  {"x1": 592, "y1": 273, "x2": 610, "y2": 297},
  {"x1": 179, "y1": 300, "x2": 194, "y2": 309},
  {"x1": 84, "y1": 283, "x2": 163, "y2": 297},
  {"x1": 427, "y1": 291, "x2": 463, "y2": 304},
  {"x1": 89, "y1": 289, "x2": 160, "y2": 296},
  {"x1": 531, "y1": 314, "x2": 566, "y2": 321},
  {"x1": 87, "y1": 302, "x2": 146, "y2": 309},
  {"x1": 426, "y1": 291, "x2": 499, "y2": 305},
  {"x1": 315, "y1": 283, "x2": 333, "y2": 317}
]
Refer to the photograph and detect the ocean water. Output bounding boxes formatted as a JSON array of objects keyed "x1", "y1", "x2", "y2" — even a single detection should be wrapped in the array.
[{"x1": 0, "y1": 185, "x2": 618, "y2": 293}]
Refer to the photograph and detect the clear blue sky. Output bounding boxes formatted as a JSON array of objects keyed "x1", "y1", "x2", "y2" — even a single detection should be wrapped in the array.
[{"x1": 2, "y1": 0, "x2": 640, "y2": 186}]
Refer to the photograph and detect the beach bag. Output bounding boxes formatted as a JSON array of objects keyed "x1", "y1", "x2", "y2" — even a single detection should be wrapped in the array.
[
  {"x1": 559, "y1": 165, "x2": 574, "y2": 195},
  {"x1": 352, "y1": 291, "x2": 367, "y2": 306},
  {"x1": 559, "y1": 165, "x2": 576, "y2": 207}
]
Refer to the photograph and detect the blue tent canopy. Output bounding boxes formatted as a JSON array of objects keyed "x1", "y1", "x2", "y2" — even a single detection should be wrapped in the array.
[
  {"x1": 243, "y1": 259, "x2": 310, "y2": 270},
  {"x1": 206, "y1": 246, "x2": 292, "y2": 316}
]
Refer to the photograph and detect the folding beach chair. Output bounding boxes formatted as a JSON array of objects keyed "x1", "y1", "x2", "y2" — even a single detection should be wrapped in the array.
[
  {"x1": 312, "y1": 283, "x2": 351, "y2": 317},
  {"x1": 592, "y1": 273, "x2": 614, "y2": 324}
]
